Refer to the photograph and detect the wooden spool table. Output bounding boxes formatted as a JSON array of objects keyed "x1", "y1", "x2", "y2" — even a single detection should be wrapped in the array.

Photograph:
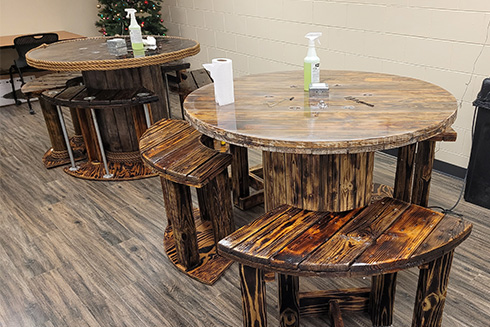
[
  {"x1": 184, "y1": 70, "x2": 458, "y2": 325},
  {"x1": 26, "y1": 36, "x2": 199, "y2": 180},
  {"x1": 21, "y1": 72, "x2": 86, "y2": 168},
  {"x1": 184, "y1": 70, "x2": 457, "y2": 212}
]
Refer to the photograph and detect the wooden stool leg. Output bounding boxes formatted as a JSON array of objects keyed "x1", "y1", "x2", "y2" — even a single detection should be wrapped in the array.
[
  {"x1": 279, "y1": 274, "x2": 300, "y2": 327},
  {"x1": 329, "y1": 300, "x2": 345, "y2": 327},
  {"x1": 196, "y1": 187, "x2": 212, "y2": 222},
  {"x1": 240, "y1": 264, "x2": 267, "y2": 327},
  {"x1": 77, "y1": 108, "x2": 101, "y2": 163},
  {"x1": 70, "y1": 107, "x2": 83, "y2": 136},
  {"x1": 161, "y1": 177, "x2": 200, "y2": 269},
  {"x1": 370, "y1": 273, "x2": 397, "y2": 327},
  {"x1": 394, "y1": 143, "x2": 417, "y2": 202},
  {"x1": 40, "y1": 97, "x2": 68, "y2": 153},
  {"x1": 412, "y1": 251, "x2": 454, "y2": 327},
  {"x1": 197, "y1": 170, "x2": 234, "y2": 245},
  {"x1": 412, "y1": 140, "x2": 436, "y2": 207},
  {"x1": 231, "y1": 144, "x2": 250, "y2": 208}
]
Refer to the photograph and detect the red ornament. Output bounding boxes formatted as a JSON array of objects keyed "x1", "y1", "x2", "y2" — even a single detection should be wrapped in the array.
[{"x1": 144, "y1": 1, "x2": 148, "y2": 4}]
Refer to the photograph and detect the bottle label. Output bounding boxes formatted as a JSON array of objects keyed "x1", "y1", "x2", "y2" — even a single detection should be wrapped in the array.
[
  {"x1": 312, "y1": 62, "x2": 320, "y2": 83},
  {"x1": 129, "y1": 28, "x2": 144, "y2": 50}
]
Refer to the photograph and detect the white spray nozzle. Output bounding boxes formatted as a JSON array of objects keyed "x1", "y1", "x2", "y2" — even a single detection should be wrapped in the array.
[
  {"x1": 305, "y1": 32, "x2": 322, "y2": 46},
  {"x1": 125, "y1": 8, "x2": 137, "y2": 19}
]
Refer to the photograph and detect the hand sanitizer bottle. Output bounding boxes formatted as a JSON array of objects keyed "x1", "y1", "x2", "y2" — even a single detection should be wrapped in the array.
[
  {"x1": 125, "y1": 8, "x2": 144, "y2": 51},
  {"x1": 304, "y1": 32, "x2": 322, "y2": 91}
]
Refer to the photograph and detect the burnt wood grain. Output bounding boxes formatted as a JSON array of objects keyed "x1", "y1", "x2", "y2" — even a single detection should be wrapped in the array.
[
  {"x1": 299, "y1": 288, "x2": 370, "y2": 316},
  {"x1": 140, "y1": 118, "x2": 234, "y2": 283},
  {"x1": 412, "y1": 251, "x2": 454, "y2": 327},
  {"x1": 279, "y1": 274, "x2": 300, "y2": 327},
  {"x1": 219, "y1": 198, "x2": 471, "y2": 277},
  {"x1": 218, "y1": 197, "x2": 472, "y2": 327},
  {"x1": 370, "y1": 273, "x2": 397, "y2": 326},
  {"x1": 139, "y1": 119, "x2": 232, "y2": 188},
  {"x1": 263, "y1": 151, "x2": 374, "y2": 212},
  {"x1": 239, "y1": 264, "x2": 267, "y2": 327},
  {"x1": 412, "y1": 140, "x2": 437, "y2": 207},
  {"x1": 163, "y1": 210, "x2": 233, "y2": 285},
  {"x1": 218, "y1": 197, "x2": 471, "y2": 326},
  {"x1": 160, "y1": 178, "x2": 200, "y2": 269}
]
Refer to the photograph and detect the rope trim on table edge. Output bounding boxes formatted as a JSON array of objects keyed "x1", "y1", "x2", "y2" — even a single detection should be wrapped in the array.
[{"x1": 26, "y1": 36, "x2": 200, "y2": 71}]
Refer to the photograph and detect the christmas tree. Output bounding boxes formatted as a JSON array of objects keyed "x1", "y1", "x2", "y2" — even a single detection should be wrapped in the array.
[{"x1": 96, "y1": 0, "x2": 167, "y2": 36}]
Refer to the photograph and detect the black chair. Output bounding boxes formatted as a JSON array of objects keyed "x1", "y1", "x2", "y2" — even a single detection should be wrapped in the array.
[{"x1": 8, "y1": 33, "x2": 59, "y2": 114}]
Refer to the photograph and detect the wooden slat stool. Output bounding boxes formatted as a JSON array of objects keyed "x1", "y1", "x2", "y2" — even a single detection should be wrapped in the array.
[
  {"x1": 21, "y1": 72, "x2": 86, "y2": 168},
  {"x1": 42, "y1": 85, "x2": 159, "y2": 180},
  {"x1": 139, "y1": 118, "x2": 235, "y2": 284},
  {"x1": 218, "y1": 197, "x2": 472, "y2": 327},
  {"x1": 178, "y1": 68, "x2": 265, "y2": 210}
]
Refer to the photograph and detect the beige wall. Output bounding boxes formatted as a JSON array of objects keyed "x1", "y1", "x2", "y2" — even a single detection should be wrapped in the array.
[
  {"x1": 0, "y1": 0, "x2": 99, "y2": 70},
  {"x1": 163, "y1": 0, "x2": 490, "y2": 169},
  {"x1": 1, "y1": 0, "x2": 488, "y2": 168},
  {"x1": 0, "y1": 0, "x2": 99, "y2": 37}
]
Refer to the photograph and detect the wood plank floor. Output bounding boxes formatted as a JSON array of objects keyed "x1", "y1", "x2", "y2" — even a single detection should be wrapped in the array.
[{"x1": 0, "y1": 99, "x2": 488, "y2": 327}]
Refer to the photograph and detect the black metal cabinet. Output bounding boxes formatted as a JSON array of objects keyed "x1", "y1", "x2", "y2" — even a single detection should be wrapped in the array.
[{"x1": 465, "y1": 78, "x2": 490, "y2": 209}]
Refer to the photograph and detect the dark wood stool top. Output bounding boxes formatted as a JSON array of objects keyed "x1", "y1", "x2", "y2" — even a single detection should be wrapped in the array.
[
  {"x1": 218, "y1": 197, "x2": 472, "y2": 278},
  {"x1": 41, "y1": 85, "x2": 159, "y2": 109},
  {"x1": 21, "y1": 72, "x2": 82, "y2": 95},
  {"x1": 139, "y1": 119, "x2": 232, "y2": 188}
]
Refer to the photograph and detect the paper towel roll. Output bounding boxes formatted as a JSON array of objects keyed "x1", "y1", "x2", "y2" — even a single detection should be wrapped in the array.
[{"x1": 203, "y1": 58, "x2": 235, "y2": 106}]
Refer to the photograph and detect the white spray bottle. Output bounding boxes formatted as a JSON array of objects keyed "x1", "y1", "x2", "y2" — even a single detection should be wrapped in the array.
[
  {"x1": 125, "y1": 8, "x2": 144, "y2": 51},
  {"x1": 304, "y1": 32, "x2": 322, "y2": 91}
]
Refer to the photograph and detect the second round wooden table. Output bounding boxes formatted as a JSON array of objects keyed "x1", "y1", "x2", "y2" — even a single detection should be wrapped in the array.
[
  {"x1": 183, "y1": 70, "x2": 457, "y2": 212},
  {"x1": 26, "y1": 36, "x2": 199, "y2": 180}
]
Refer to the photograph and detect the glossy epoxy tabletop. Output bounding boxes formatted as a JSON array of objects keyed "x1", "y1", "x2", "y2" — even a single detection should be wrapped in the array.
[{"x1": 184, "y1": 70, "x2": 457, "y2": 155}]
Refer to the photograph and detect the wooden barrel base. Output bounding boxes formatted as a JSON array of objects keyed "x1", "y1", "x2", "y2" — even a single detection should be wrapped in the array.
[
  {"x1": 163, "y1": 211, "x2": 233, "y2": 285},
  {"x1": 64, "y1": 159, "x2": 157, "y2": 181},
  {"x1": 42, "y1": 147, "x2": 86, "y2": 169}
]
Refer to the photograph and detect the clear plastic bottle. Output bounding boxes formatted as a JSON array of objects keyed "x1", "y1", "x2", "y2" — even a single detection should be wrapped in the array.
[
  {"x1": 304, "y1": 32, "x2": 322, "y2": 91},
  {"x1": 125, "y1": 8, "x2": 144, "y2": 52}
]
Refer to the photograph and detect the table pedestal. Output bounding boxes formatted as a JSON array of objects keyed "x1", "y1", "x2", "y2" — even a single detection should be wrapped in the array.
[{"x1": 262, "y1": 151, "x2": 374, "y2": 212}]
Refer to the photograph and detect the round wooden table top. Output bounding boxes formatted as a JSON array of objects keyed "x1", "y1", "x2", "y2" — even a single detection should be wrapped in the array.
[
  {"x1": 26, "y1": 36, "x2": 199, "y2": 71},
  {"x1": 184, "y1": 70, "x2": 457, "y2": 154}
]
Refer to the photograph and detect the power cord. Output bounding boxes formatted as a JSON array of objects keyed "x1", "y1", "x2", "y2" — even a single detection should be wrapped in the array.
[{"x1": 429, "y1": 17, "x2": 490, "y2": 215}]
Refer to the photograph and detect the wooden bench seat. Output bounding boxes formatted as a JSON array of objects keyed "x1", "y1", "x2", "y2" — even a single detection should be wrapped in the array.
[
  {"x1": 139, "y1": 118, "x2": 234, "y2": 284},
  {"x1": 218, "y1": 197, "x2": 472, "y2": 326},
  {"x1": 41, "y1": 85, "x2": 159, "y2": 109},
  {"x1": 21, "y1": 72, "x2": 86, "y2": 168},
  {"x1": 41, "y1": 85, "x2": 159, "y2": 180}
]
